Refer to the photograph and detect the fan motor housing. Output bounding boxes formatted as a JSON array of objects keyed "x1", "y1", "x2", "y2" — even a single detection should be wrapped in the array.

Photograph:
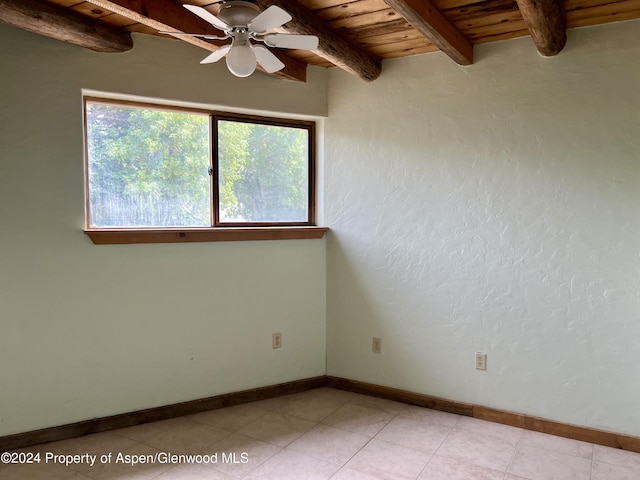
[{"x1": 218, "y1": 1, "x2": 261, "y2": 27}]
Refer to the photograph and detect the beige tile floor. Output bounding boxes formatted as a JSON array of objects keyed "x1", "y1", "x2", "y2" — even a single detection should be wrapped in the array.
[{"x1": 2, "y1": 387, "x2": 639, "y2": 479}]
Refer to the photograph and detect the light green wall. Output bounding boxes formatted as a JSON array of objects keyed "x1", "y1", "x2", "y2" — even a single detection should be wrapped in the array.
[
  {"x1": 0, "y1": 24, "x2": 328, "y2": 436},
  {"x1": 325, "y1": 19, "x2": 640, "y2": 436}
]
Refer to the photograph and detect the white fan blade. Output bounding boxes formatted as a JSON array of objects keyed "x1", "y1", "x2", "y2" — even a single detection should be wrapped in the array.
[
  {"x1": 183, "y1": 4, "x2": 229, "y2": 31},
  {"x1": 158, "y1": 31, "x2": 227, "y2": 40},
  {"x1": 264, "y1": 34, "x2": 319, "y2": 50},
  {"x1": 200, "y1": 45, "x2": 231, "y2": 64},
  {"x1": 253, "y1": 45, "x2": 285, "y2": 73},
  {"x1": 249, "y1": 6, "x2": 292, "y2": 34}
]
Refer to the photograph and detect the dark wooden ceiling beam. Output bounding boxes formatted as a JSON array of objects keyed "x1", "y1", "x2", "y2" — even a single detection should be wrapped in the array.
[
  {"x1": 254, "y1": 0, "x2": 382, "y2": 82},
  {"x1": 0, "y1": 0, "x2": 133, "y2": 52},
  {"x1": 515, "y1": 0, "x2": 566, "y2": 56},
  {"x1": 383, "y1": 0, "x2": 473, "y2": 65},
  {"x1": 83, "y1": 0, "x2": 308, "y2": 81}
]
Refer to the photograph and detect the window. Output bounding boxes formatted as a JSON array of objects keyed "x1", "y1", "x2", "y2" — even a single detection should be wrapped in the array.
[
  {"x1": 84, "y1": 98, "x2": 324, "y2": 244},
  {"x1": 215, "y1": 116, "x2": 311, "y2": 225}
]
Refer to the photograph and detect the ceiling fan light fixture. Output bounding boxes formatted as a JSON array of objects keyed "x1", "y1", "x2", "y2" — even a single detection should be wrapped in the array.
[
  {"x1": 181, "y1": 2, "x2": 319, "y2": 78},
  {"x1": 226, "y1": 32, "x2": 256, "y2": 77}
]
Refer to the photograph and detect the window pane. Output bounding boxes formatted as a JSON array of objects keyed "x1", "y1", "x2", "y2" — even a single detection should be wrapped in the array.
[
  {"x1": 86, "y1": 102, "x2": 210, "y2": 228},
  {"x1": 218, "y1": 120, "x2": 309, "y2": 223}
]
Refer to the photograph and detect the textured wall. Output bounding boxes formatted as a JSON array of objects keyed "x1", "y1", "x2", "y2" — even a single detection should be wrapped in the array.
[
  {"x1": 0, "y1": 24, "x2": 327, "y2": 436},
  {"x1": 325, "y1": 20, "x2": 640, "y2": 436}
]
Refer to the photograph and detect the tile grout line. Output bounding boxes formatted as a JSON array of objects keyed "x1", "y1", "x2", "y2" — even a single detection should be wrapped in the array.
[
  {"x1": 143, "y1": 408, "x2": 276, "y2": 480},
  {"x1": 502, "y1": 427, "x2": 525, "y2": 480},
  {"x1": 414, "y1": 421, "x2": 457, "y2": 480},
  {"x1": 327, "y1": 393, "x2": 426, "y2": 479},
  {"x1": 266, "y1": 393, "x2": 364, "y2": 479},
  {"x1": 326, "y1": 434, "x2": 377, "y2": 480},
  {"x1": 327, "y1": 394, "x2": 403, "y2": 479}
]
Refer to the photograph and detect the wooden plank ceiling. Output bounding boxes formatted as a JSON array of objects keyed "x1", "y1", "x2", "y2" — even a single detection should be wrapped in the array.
[{"x1": 1, "y1": 0, "x2": 639, "y2": 82}]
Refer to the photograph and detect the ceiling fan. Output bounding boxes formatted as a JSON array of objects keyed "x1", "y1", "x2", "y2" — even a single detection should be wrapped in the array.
[{"x1": 166, "y1": 2, "x2": 319, "y2": 77}]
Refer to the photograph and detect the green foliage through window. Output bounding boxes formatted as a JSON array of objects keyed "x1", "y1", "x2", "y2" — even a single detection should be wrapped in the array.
[
  {"x1": 85, "y1": 99, "x2": 314, "y2": 228},
  {"x1": 218, "y1": 120, "x2": 308, "y2": 223}
]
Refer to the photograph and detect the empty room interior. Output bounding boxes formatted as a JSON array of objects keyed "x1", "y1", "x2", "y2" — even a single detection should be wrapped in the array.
[{"x1": 1, "y1": 0, "x2": 639, "y2": 479}]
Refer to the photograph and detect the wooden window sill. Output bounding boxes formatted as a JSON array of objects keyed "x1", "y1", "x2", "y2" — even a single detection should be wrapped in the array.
[{"x1": 85, "y1": 227, "x2": 329, "y2": 245}]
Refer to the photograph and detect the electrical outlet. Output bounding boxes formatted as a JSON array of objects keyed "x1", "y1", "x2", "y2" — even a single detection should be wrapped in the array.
[
  {"x1": 475, "y1": 352, "x2": 487, "y2": 370},
  {"x1": 273, "y1": 333, "x2": 282, "y2": 349},
  {"x1": 372, "y1": 337, "x2": 382, "y2": 354}
]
